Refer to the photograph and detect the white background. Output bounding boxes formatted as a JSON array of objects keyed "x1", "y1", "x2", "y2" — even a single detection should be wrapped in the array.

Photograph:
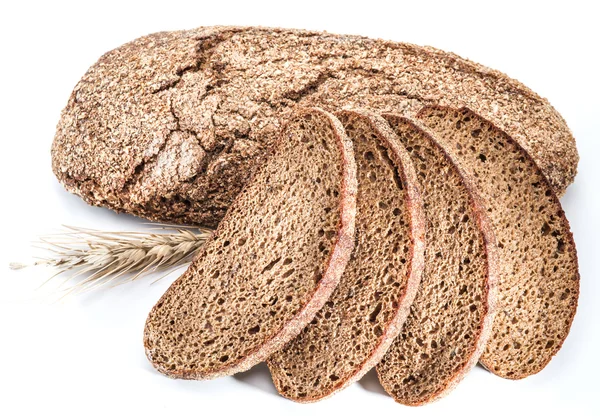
[{"x1": 1, "y1": 1, "x2": 598, "y2": 419}]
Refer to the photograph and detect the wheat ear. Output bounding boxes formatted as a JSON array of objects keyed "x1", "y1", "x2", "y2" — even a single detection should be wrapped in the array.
[{"x1": 10, "y1": 224, "x2": 212, "y2": 295}]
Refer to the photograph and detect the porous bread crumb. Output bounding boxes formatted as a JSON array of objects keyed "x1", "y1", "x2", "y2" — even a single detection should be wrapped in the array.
[
  {"x1": 144, "y1": 108, "x2": 357, "y2": 379},
  {"x1": 376, "y1": 115, "x2": 497, "y2": 405},
  {"x1": 267, "y1": 110, "x2": 426, "y2": 402},
  {"x1": 417, "y1": 106, "x2": 579, "y2": 379}
]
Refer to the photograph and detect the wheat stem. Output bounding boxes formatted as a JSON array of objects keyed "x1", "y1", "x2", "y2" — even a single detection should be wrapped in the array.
[{"x1": 10, "y1": 224, "x2": 212, "y2": 294}]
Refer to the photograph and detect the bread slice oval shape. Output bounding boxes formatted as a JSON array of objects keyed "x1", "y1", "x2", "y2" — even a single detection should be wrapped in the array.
[
  {"x1": 51, "y1": 26, "x2": 577, "y2": 229},
  {"x1": 267, "y1": 110, "x2": 426, "y2": 402},
  {"x1": 143, "y1": 107, "x2": 357, "y2": 379},
  {"x1": 417, "y1": 106, "x2": 579, "y2": 379},
  {"x1": 376, "y1": 115, "x2": 498, "y2": 405}
]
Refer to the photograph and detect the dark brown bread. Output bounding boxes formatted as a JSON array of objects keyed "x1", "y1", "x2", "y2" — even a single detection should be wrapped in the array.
[
  {"x1": 376, "y1": 115, "x2": 498, "y2": 405},
  {"x1": 144, "y1": 108, "x2": 357, "y2": 379},
  {"x1": 267, "y1": 110, "x2": 426, "y2": 402},
  {"x1": 417, "y1": 106, "x2": 579, "y2": 379},
  {"x1": 51, "y1": 26, "x2": 577, "y2": 228}
]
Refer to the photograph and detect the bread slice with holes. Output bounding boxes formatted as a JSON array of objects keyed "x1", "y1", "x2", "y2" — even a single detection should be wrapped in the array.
[
  {"x1": 143, "y1": 108, "x2": 357, "y2": 379},
  {"x1": 267, "y1": 110, "x2": 426, "y2": 402},
  {"x1": 375, "y1": 115, "x2": 498, "y2": 405},
  {"x1": 417, "y1": 106, "x2": 579, "y2": 379}
]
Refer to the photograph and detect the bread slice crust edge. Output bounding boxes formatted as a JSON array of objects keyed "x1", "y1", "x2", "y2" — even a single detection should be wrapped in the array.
[
  {"x1": 375, "y1": 114, "x2": 499, "y2": 405},
  {"x1": 416, "y1": 105, "x2": 580, "y2": 379},
  {"x1": 143, "y1": 107, "x2": 358, "y2": 379},
  {"x1": 266, "y1": 109, "x2": 427, "y2": 402}
]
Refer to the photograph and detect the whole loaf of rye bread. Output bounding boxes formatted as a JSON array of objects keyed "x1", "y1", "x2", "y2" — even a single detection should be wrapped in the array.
[{"x1": 51, "y1": 26, "x2": 578, "y2": 228}]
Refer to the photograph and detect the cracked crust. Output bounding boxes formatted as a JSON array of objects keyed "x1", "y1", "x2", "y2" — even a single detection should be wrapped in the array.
[{"x1": 52, "y1": 26, "x2": 578, "y2": 228}]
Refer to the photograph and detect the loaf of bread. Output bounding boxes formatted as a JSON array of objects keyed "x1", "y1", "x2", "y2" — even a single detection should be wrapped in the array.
[
  {"x1": 376, "y1": 115, "x2": 497, "y2": 405},
  {"x1": 51, "y1": 26, "x2": 581, "y2": 401},
  {"x1": 417, "y1": 106, "x2": 579, "y2": 379},
  {"x1": 267, "y1": 110, "x2": 426, "y2": 402},
  {"x1": 144, "y1": 108, "x2": 357, "y2": 378},
  {"x1": 51, "y1": 26, "x2": 577, "y2": 228}
]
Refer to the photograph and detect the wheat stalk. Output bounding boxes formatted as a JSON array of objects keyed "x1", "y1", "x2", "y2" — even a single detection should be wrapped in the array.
[{"x1": 10, "y1": 224, "x2": 212, "y2": 296}]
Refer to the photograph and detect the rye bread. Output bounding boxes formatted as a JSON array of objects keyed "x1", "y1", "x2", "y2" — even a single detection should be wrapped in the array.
[
  {"x1": 376, "y1": 115, "x2": 498, "y2": 405},
  {"x1": 417, "y1": 106, "x2": 579, "y2": 379},
  {"x1": 144, "y1": 108, "x2": 357, "y2": 379},
  {"x1": 51, "y1": 26, "x2": 577, "y2": 229},
  {"x1": 267, "y1": 110, "x2": 426, "y2": 402}
]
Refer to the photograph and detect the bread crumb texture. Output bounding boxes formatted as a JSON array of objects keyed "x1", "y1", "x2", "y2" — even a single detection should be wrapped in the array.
[
  {"x1": 376, "y1": 115, "x2": 497, "y2": 405},
  {"x1": 418, "y1": 107, "x2": 579, "y2": 379},
  {"x1": 268, "y1": 110, "x2": 425, "y2": 402},
  {"x1": 143, "y1": 108, "x2": 357, "y2": 379}
]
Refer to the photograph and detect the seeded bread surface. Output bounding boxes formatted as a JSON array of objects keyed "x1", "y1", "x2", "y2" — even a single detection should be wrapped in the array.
[
  {"x1": 52, "y1": 26, "x2": 577, "y2": 228},
  {"x1": 144, "y1": 108, "x2": 357, "y2": 379}
]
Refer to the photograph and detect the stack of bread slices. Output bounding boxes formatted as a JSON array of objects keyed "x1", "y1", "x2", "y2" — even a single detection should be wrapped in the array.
[
  {"x1": 51, "y1": 27, "x2": 580, "y2": 405},
  {"x1": 142, "y1": 105, "x2": 579, "y2": 405}
]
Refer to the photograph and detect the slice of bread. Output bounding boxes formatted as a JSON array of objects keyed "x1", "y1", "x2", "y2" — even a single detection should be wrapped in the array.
[
  {"x1": 376, "y1": 115, "x2": 498, "y2": 405},
  {"x1": 417, "y1": 106, "x2": 579, "y2": 379},
  {"x1": 267, "y1": 110, "x2": 425, "y2": 402},
  {"x1": 143, "y1": 108, "x2": 357, "y2": 379}
]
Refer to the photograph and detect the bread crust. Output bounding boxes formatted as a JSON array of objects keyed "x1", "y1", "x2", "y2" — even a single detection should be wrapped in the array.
[
  {"x1": 52, "y1": 26, "x2": 577, "y2": 229},
  {"x1": 375, "y1": 115, "x2": 499, "y2": 405},
  {"x1": 266, "y1": 109, "x2": 426, "y2": 402},
  {"x1": 143, "y1": 107, "x2": 358, "y2": 379},
  {"x1": 416, "y1": 105, "x2": 580, "y2": 380}
]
